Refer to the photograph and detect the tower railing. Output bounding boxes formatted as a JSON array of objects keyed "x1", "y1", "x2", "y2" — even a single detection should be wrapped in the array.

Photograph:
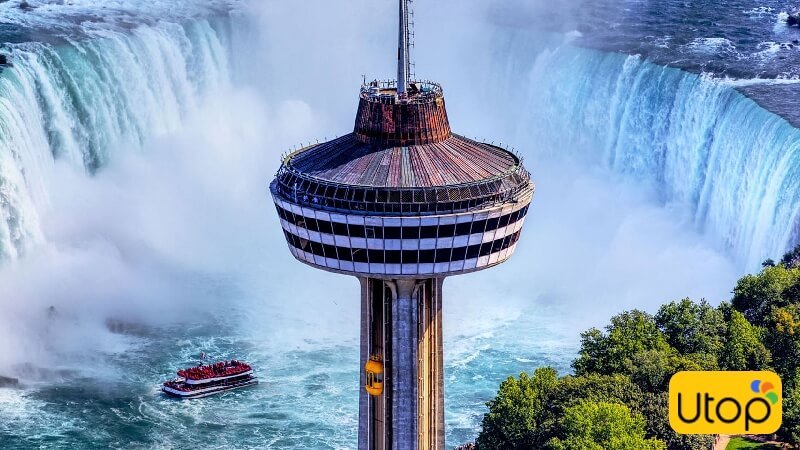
[{"x1": 360, "y1": 79, "x2": 443, "y2": 105}]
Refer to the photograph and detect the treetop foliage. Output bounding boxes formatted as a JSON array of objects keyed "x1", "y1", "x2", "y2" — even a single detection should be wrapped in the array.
[{"x1": 477, "y1": 244, "x2": 800, "y2": 450}]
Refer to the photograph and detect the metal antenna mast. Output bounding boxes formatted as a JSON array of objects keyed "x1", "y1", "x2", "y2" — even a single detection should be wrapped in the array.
[{"x1": 397, "y1": 0, "x2": 412, "y2": 95}]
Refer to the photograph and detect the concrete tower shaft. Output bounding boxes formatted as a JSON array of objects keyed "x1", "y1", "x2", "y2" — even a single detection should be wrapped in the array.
[{"x1": 359, "y1": 278, "x2": 444, "y2": 449}]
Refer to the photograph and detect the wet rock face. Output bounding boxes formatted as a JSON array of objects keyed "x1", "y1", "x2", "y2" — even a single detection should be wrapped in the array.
[
  {"x1": 0, "y1": 375, "x2": 20, "y2": 388},
  {"x1": 105, "y1": 318, "x2": 155, "y2": 338},
  {"x1": 789, "y1": 13, "x2": 800, "y2": 26}
]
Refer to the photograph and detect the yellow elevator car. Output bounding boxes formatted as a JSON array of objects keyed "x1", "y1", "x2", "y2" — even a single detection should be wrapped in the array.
[{"x1": 364, "y1": 355, "x2": 384, "y2": 396}]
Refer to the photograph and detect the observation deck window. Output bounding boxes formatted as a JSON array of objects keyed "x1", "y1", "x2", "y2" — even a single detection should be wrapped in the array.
[
  {"x1": 438, "y1": 224, "x2": 455, "y2": 236},
  {"x1": 332, "y1": 222, "x2": 349, "y2": 236},
  {"x1": 402, "y1": 227, "x2": 420, "y2": 240},
  {"x1": 385, "y1": 251, "x2": 402, "y2": 264},
  {"x1": 318, "y1": 220, "x2": 333, "y2": 235},
  {"x1": 455, "y1": 222, "x2": 472, "y2": 236},
  {"x1": 383, "y1": 227, "x2": 402, "y2": 240}
]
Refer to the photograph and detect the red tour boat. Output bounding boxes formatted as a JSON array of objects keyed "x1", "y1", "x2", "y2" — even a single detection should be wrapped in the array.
[{"x1": 162, "y1": 360, "x2": 258, "y2": 399}]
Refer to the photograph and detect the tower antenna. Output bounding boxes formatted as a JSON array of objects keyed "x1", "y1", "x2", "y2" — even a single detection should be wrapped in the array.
[{"x1": 397, "y1": 0, "x2": 412, "y2": 95}]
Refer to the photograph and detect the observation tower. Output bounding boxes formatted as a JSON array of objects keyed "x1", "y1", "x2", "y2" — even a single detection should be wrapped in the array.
[{"x1": 269, "y1": 1, "x2": 535, "y2": 448}]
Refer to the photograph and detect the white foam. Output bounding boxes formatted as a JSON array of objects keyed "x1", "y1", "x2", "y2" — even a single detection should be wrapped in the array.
[
  {"x1": 683, "y1": 37, "x2": 738, "y2": 55},
  {"x1": 717, "y1": 74, "x2": 800, "y2": 87},
  {"x1": 0, "y1": 0, "x2": 238, "y2": 33},
  {"x1": 744, "y1": 6, "x2": 774, "y2": 17}
]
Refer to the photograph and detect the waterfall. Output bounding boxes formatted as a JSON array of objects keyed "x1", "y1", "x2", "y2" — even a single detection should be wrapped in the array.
[
  {"x1": 3, "y1": 12, "x2": 800, "y2": 271},
  {"x1": 0, "y1": 17, "x2": 232, "y2": 260},
  {"x1": 498, "y1": 34, "x2": 800, "y2": 269}
]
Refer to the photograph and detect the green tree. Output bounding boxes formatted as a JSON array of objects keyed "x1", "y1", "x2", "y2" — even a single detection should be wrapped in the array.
[
  {"x1": 476, "y1": 371, "x2": 644, "y2": 449},
  {"x1": 718, "y1": 310, "x2": 771, "y2": 371},
  {"x1": 625, "y1": 349, "x2": 701, "y2": 392},
  {"x1": 476, "y1": 367, "x2": 558, "y2": 449},
  {"x1": 637, "y1": 392, "x2": 714, "y2": 450},
  {"x1": 574, "y1": 310, "x2": 671, "y2": 376},
  {"x1": 547, "y1": 401, "x2": 665, "y2": 450},
  {"x1": 547, "y1": 373, "x2": 644, "y2": 434},
  {"x1": 554, "y1": 373, "x2": 643, "y2": 408},
  {"x1": 765, "y1": 304, "x2": 800, "y2": 378},
  {"x1": 732, "y1": 265, "x2": 800, "y2": 326},
  {"x1": 655, "y1": 298, "x2": 726, "y2": 357},
  {"x1": 780, "y1": 372, "x2": 800, "y2": 446}
]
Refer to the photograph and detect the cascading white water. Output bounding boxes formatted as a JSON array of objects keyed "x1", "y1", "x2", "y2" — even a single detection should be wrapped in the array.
[
  {"x1": 495, "y1": 34, "x2": 800, "y2": 269},
  {"x1": 0, "y1": 17, "x2": 231, "y2": 260},
  {"x1": 3, "y1": 4, "x2": 797, "y2": 273}
]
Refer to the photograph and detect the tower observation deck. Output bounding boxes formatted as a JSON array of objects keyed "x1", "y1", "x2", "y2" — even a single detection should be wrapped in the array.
[{"x1": 269, "y1": 1, "x2": 535, "y2": 448}]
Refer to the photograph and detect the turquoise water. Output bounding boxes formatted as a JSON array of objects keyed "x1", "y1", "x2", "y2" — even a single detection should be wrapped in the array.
[{"x1": 0, "y1": 283, "x2": 576, "y2": 448}]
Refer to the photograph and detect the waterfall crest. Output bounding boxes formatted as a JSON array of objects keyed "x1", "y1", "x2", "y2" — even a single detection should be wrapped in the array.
[
  {"x1": 507, "y1": 39, "x2": 800, "y2": 268},
  {"x1": 0, "y1": 18, "x2": 231, "y2": 259}
]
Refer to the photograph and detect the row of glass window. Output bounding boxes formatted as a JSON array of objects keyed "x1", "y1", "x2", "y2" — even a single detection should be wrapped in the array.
[
  {"x1": 272, "y1": 172, "x2": 530, "y2": 215},
  {"x1": 278, "y1": 169, "x2": 526, "y2": 202},
  {"x1": 275, "y1": 204, "x2": 529, "y2": 240},
  {"x1": 273, "y1": 187, "x2": 528, "y2": 215},
  {"x1": 283, "y1": 229, "x2": 521, "y2": 264}
]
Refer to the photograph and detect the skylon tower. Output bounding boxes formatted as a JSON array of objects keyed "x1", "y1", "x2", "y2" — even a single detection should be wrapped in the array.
[{"x1": 270, "y1": 1, "x2": 535, "y2": 448}]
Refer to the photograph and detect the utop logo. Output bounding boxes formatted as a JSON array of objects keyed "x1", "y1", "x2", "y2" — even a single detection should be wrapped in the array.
[{"x1": 669, "y1": 371, "x2": 782, "y2": 435}]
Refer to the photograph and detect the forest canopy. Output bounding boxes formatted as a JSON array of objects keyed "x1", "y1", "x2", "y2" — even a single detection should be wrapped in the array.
[{"x1": 475, "y1": 247, "x2": 800, "y2": 450}]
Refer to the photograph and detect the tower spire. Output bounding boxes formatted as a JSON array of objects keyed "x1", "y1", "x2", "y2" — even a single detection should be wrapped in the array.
[{"x1": 397, "y1": 0, "x2": 410, "y2": 95}]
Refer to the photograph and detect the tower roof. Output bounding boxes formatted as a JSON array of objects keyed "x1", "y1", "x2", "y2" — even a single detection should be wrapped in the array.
[
  {"x1": 273, "y1": 131, "x2": 531, "y2": 216},
  {"x1": 287, "y1": 134, "x2": 519, "y2": 188}
]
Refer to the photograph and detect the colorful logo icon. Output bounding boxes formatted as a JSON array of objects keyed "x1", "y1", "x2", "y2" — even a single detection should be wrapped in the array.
[
  {"x1": 752, "y1": 379, "x2": 780, "y2": 406},
  {"x1": 669, "y1": 371, "x2": 782, "y2": 435}
]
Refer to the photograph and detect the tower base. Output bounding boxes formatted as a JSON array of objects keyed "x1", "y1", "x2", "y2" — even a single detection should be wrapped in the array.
[{"x1": 358, "y1": 277, "x2": 445, "y2": 450}]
